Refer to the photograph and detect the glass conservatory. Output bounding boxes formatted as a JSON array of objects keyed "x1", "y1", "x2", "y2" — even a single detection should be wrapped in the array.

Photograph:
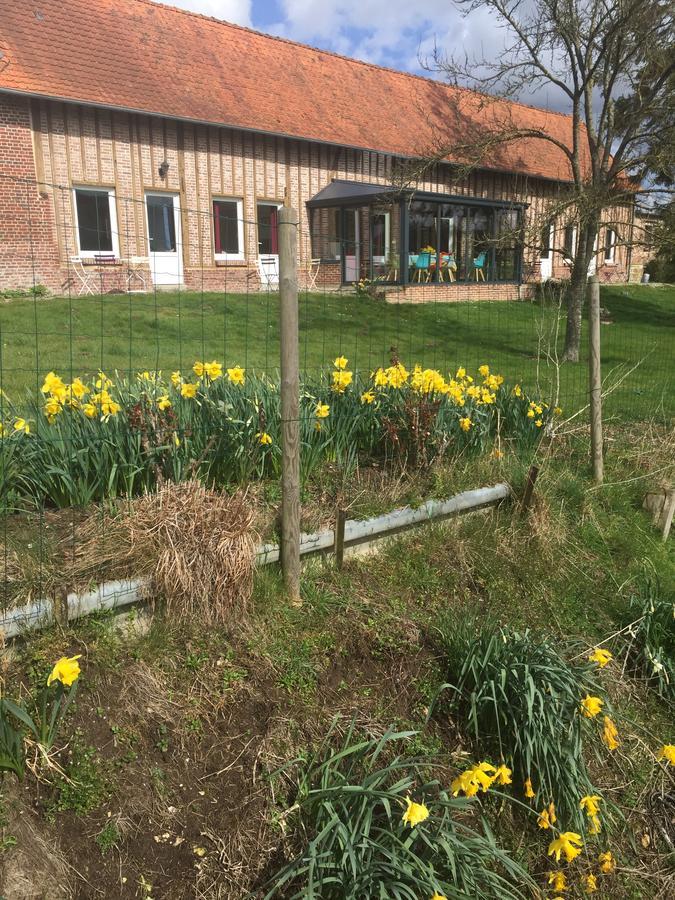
[{"x1": 307, "y1": 179, "x2": 524, "y2": 287}]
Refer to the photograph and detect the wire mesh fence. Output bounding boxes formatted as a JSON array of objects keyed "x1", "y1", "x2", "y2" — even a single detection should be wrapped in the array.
[{"x1": 1, "y1": 172, "x2": 673, "y2": 622}]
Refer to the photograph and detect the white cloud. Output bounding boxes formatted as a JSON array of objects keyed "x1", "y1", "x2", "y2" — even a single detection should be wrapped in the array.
[{"x1": 162, "y1": 0, "x2": 253, "y2": 27}]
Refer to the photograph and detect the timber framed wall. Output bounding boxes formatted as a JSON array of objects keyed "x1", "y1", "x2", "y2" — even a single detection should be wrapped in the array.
[{"x1": 0, "y1": 93, "x2": 633, "y2": 295}]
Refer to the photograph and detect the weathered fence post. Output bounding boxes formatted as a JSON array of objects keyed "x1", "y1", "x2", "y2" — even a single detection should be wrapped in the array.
[
  {"x1": 588, "y1": 275, "x2": 603, "y2": 483},
  {"x1": 334, "y1": 508, "x2": 347, "y2": 569},
  {"x1": 278, "y1": 206, "x2": 301, "y2": 604}
]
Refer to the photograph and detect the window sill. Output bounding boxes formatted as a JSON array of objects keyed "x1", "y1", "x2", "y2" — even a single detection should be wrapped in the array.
[{"x1": 215, "y1": 258, "x2": 247, "y2": 267}]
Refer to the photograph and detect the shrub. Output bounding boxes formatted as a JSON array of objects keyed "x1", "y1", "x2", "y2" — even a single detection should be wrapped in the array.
[
  {"x1": 434, "y1": 621, "x2": 605, "y2": 830},
  {"x1": 262, "y1": 722, "x2": 533, "y2": 899},
  {"x1": 623, "y1": 573, "x2": 674, "y2": 700}
]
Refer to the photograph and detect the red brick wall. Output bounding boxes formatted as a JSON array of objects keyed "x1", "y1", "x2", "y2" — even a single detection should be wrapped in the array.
[{"x1": 0, "y1": 95, "x2": 62, "y2": 291}]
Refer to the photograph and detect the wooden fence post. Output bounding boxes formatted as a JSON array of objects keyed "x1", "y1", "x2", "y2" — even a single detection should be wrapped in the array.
[
  {"x1": 588, "y1": 275, "x2": 604, "y2": 484},
  {"x1": 278, "y1": 206, "x2": 301, "y2": 604},
  {"x1": 335, "y1": 508, "x2": 347, "y2": 569}
]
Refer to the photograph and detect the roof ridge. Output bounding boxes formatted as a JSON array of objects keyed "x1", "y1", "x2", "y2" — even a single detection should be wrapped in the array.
[{"x1": 135, "y1": 0, "x2": 574, "y2": 124}]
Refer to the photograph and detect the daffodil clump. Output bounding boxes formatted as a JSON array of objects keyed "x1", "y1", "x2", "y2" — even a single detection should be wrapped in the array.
[
  {"x1": 265, "y1": 725, "x2": 534, "y2": 899},
  {"x1": 0, "y1": 357, "x2": 555, "y2": 510}
]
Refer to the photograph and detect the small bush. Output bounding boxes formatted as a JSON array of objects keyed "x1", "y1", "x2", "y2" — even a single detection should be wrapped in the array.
[
  {"x1": 434, "y1": 621, "x2": 605, "y2": 830},
  {"x1": 262, "y1": 722, "x2": 533, "y2": 899},
  {"x1": 0, "y1": 284, "x2": 47, "y2": 299},
  {"x1": 623, "y1": 573, "x2": 674, "y2": 700}
]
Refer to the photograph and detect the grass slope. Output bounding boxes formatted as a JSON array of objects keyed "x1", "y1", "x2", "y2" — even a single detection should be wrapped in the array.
[{"x1": 1, "y1": 284, "x2": 673, "y2": 419}]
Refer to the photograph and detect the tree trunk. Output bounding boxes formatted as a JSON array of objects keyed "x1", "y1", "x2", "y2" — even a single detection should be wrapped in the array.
[{"x1": 562, "y1": 223, "x2": 598, "y2": 362}]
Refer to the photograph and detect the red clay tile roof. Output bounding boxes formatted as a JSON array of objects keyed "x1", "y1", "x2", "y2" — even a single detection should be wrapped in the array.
[{"x1": 0, "y1": 0, "x2": 583, "y2": 182}]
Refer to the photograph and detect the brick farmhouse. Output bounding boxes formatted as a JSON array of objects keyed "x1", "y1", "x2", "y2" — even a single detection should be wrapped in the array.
[{"x1": 0, "y1": 0, "x2": 645, "y2": 300}]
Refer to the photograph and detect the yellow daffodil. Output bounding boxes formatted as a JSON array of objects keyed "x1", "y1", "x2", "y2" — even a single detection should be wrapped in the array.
[
  {"x1": 657, "y1": 744, "x2": 675, "y2": 766},
  {"x1": 98, "y1": 391, "x2": 121, "y2": 417},
  {"x1": 451, "y1": 762, "x2": 496, "y2": 797},
  {"x1": 69, "y1": 377, "x2": 87, "y2": 399},
  {"x1": 193, "y1": 361, "x2": 206, "y2": 378},
  {"x1": 526, "y1": 408, "x2": 535, "y2": 418},
  {"x1": 580, "y1": 795, "x2": 602, "y2": 818},
  {"x1": 584, "y1": 873, "x2": 598, "y2": 893},
  {"x1": 588, "y1": 647, "x2": 613, "y2": 668},
  {"x1": 13, "y1": 418, "x2": 30, "y2": 434},
  {"x1": 493, "y1": 764, "x2": 512, "y2": 785},
  {"x1": 181, "y1": 382, "x2": 198, "y2": 399},
  {"x1": 384, "y1": 362, "x2": 409, "y2": 388},
  {"x1": 491, "y1": 447, "x2": 504, "y2": 459},
  {"x1": 203, "y1": 360, "x2": 222, "y2": 380},
  {"x1": 41, "y1": 371, "x2": 66, "y2": 397},
  {"x1": 173, "y1": 432, "x2": 181, "y2": 447},
  {"x1": 431, "y1": 894, "x2": 447, "y2": 900},
  {"x1": 171, "y1": 370, "x2": 182, "y2": 387},
  {"x1": 315, "y1": 402, "x2": 329, "y2": 419},
  {"x1": 601, "y1": 716, "x2": 619, "y2": 751},
  {"x1": 82, "y1": 402, "x2": 97, "y2": 418},
  {"x1": 157, "y1": 395, "x2": 172, "y2": 411},
  {"x1": 554, "y1": 406, "x2": 563, "y2": 415},
  {"x1": 44, "y1": 397, "x2": 62, "y2": 421},
  {"x1": 459, "y1": 416, "x2": 472, "y2": 432},
  {"x1": 332, "y1": 369, "x2": 353, "y2": 393},
  {"x1": 597, "y1": 850, "x2": 615, "y2": 873},
  {"x1": 401, "y1": 796, "x2": 430, "y2": 828},
  {"x1": 581, "y1": 695, "x2": 603, "y2": 718},
  {"x1": 257, "y1": 432, "x2": 272, "y2": 446},
  {"x1": 535, "y1": 418, "x2": 543, "y2": 427},
  {"x1": 588, "y1": 814, "x2": 601, "y2": 835},
  {"x1": 47, "y1": 654, "x2": 82, "y2": 687},
  {"x1": 548, "y1": 832, "x2": 583, "y2": 863},
  {"x1": 360, "y1": 390, "x2": 375, "y2": 404},
  {"x1": 524, "y1": 777, "x2": 535, "y2": 798},
  {"x1": 548, "y1": 871, "x2": 568, "y2": 893},
  {"x1": 334, "y1": 355, "x2": 348, "y2": 370},
  {"x1": 513, "y1": 384, "x2": 522, "y2": 397},
  {"x1": 373, "y1": 367, "x2": 388, "y2": 387},
  {"x1": 478, "y1": 364, "x2": 490, "y2": 377},
  {"x1": 537, "y1": 801, "x2": 557, "y2": 830},
  {"x1": 455, "y1": 366, "x2": 466, "y2": 379},
  {"x1": 227, "y1": 365, "x2": 245, "y2": 385},
  {"x1": 95, "y1": 371, "x2": 112, "y2": 390}
]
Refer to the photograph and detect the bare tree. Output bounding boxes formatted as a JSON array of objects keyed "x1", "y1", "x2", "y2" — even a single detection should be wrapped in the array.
[{"x1": 428, "y1": 0, "x2": 675, "y2": 361}]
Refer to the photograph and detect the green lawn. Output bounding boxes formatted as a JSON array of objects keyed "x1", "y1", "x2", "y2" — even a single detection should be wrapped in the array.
[{"x1": 1, "y1": 283, "x2": 672, "y2": 418}]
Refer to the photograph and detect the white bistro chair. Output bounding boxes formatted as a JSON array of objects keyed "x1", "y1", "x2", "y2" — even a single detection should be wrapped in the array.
[
  {"x1": 69, "y1": 256, "x2": 96, "y2": 295},
  {"x1": 125, "y1": 256, "x2": 149, "y2": 293},
  {"x1": 257, "y1": 255, "x2": 279, "y2": 289}
]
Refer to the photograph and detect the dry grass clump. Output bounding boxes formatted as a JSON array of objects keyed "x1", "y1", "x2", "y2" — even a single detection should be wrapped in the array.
[
  {"x1": 67, "y1": 481, "x2": 256, "y2": 625},
  {"x1": 130, "y1": 481, "x2": 255, "y2": 625}
]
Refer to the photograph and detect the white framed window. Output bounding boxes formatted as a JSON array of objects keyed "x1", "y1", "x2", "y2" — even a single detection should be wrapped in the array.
[
  {"x1": 604, "y1": 227, "x2": 617, "y2": 263},
  {"x1": 213, "y1": 197, "x2": 244, "y2": 260},
  {"x1": 73, "y1": 186, "x2": 119, "y2": 258}
]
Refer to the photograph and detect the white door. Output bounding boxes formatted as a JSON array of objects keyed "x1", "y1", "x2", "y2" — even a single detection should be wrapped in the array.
[
  {"x1": 344, "y1": 209, "x2": 360, "y2": 283},
  {"x1": 257, "y1": 202, "x2": 280, "y2": 275},
  {"x1": 540, "y1": 224, "x2": 554, "y2": 280},
  {"x1": 146, "y1": 193, "x2": 182, "y2": 286}
]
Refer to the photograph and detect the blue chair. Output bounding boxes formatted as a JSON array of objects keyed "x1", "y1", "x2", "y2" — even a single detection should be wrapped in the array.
[
  {"x1": 412, "y1": 251, "x2": 432, "y2": 282},
  {"x1": 472, "y1": 252, "x2": 487, "y2": 281}
]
